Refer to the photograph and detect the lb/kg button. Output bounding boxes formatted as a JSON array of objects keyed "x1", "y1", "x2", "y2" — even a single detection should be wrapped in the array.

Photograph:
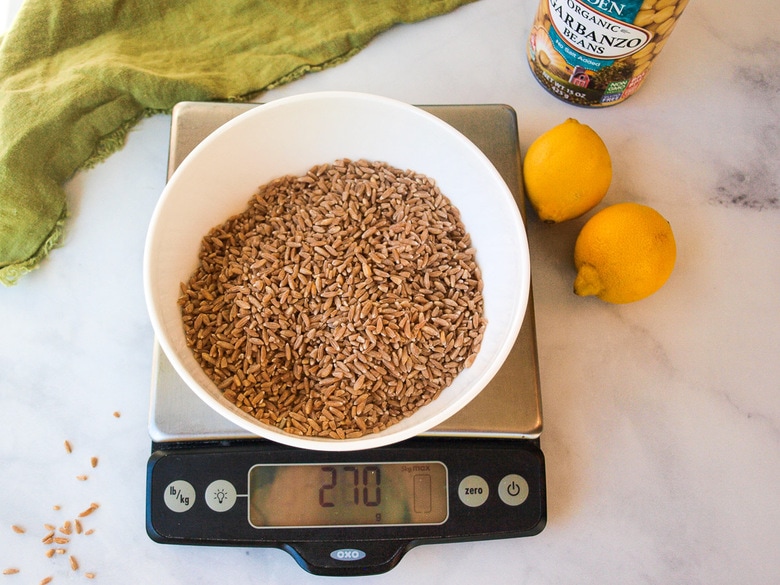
[{"x1": 164, "y1": 480, "x2": 196, "y2": 513}]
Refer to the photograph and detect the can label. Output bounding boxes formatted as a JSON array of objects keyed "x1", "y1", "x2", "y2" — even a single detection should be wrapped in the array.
[{"x1": 527, "y1": 0, "x2": 688, "y2": 106}]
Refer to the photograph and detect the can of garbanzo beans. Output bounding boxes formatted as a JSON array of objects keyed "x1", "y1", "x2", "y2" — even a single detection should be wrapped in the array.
[{"x1": 527, "y1": 0, "x2": 689, "y2": 106}]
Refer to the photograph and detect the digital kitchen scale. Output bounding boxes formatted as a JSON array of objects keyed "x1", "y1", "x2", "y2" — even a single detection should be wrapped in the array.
[{"x1": 146, "y1": 101, "x2": 546, "y2": 576}]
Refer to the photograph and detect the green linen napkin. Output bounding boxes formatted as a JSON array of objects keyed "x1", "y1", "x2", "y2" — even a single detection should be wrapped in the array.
[{"x1": 0, "y1": 0, "x2": 475, "y2": 286}]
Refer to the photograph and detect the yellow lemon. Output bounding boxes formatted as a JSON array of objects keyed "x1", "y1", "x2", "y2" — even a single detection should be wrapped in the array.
[
  {"x1": 523, "y1": 118, "x2": 612, "y2": 223},
  {"x1": 573, "y1": 202, "x2": 676, "y2": 304}
]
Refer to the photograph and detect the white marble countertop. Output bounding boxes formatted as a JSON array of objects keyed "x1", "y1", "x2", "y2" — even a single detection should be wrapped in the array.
[{"x1": 2, "y1": 0, "x2": 779, "y2": 583}]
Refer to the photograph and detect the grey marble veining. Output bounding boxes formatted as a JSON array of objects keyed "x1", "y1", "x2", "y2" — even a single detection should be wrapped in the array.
[{"x1": 1, "y1": 1, "x2": 779, "y2": 583}]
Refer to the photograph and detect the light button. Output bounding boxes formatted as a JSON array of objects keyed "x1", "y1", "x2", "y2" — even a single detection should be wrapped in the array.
[
  {"x1": 498, "y1": 474, "x2": 529, "y2": 506},
  {"x1": 458, "y1": 475, "x2": 489, "y2": 507},
  {"x1": 205, "y1": 479, "x2": 237, "y2": 512}
]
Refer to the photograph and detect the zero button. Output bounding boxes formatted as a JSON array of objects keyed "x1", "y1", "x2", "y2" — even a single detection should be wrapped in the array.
[{"x1": 458, "y1": 475, "x2": 489, "y2": 507}]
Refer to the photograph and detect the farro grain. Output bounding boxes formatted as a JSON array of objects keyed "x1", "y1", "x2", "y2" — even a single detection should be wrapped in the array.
[
  {"x1": 180, "y1": 159, "x2": 486, "y2": 439},
  {"x1": 78, "y1": 503, "x2": 99, "y2": 518}
]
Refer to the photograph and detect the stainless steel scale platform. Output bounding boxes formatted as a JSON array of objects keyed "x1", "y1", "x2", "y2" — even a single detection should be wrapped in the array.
[{"x1": 149, "y1": 101, "x2": 543, "y2": 443}]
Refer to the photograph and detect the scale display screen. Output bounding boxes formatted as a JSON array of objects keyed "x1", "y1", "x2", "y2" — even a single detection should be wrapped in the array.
[{"x1": 248, "y1": 461, "x2": 448, "y2": 528}]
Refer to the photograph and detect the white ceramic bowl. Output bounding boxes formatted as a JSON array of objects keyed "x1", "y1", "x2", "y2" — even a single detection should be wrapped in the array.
[{"x1": 144, "y1": 91, "x2": 529, "y2": 451}]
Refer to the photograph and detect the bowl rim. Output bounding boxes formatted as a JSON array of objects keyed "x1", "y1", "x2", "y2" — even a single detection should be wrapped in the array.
[{"x1": 143, "y1": 91, "x2": 530, "y2": 451}]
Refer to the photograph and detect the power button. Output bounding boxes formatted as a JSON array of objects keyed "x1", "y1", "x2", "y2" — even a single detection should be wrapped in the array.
[{"x1": 498, "y1": 474, "x2": 529, "y2": 506}]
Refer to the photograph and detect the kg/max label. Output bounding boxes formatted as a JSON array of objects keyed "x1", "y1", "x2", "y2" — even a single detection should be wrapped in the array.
[{"x1": 549, "y1": 0, "x2": 651, "y2": 62}]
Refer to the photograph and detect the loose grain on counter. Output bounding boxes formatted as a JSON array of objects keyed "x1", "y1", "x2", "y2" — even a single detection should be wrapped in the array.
[{"x1": 6, "y1": 429, "x2": 106, "y2": 580}]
